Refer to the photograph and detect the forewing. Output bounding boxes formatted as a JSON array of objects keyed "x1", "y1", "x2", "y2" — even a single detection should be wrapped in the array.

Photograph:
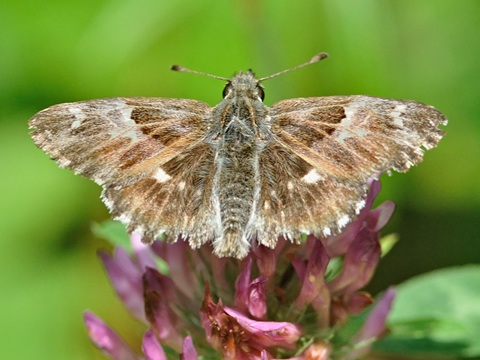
[
  {"x1": 257, "y1": 95, "x2": 447, "y2": 242},
  {"x1": 30, "y1": 97, "x2": 216, "y2": 245},
  {"x1": 270, "y1": 95, "x2": 446, "y2": 182},
  {"x1": 29, "y1": 97, "x2": 211, "y2": 187}
]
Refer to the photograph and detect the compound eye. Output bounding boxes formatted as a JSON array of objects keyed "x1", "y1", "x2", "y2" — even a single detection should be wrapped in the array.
[
  {"x1": 256, "y1": 85, "x2": 265, "y2": 101},
  {"x1": 222, "y1": 82, "x2": 232, "y2": 98}
]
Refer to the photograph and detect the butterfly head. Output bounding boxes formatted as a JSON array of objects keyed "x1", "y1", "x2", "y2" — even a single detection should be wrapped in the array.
[{"x1": 222, "y1": 70, "x2": 265, "y2": 102}]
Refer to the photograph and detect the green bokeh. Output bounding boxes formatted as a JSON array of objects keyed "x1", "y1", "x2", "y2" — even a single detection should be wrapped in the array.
[{"x1": 1, "y1": 1, "x2": 479, "y2": 359}]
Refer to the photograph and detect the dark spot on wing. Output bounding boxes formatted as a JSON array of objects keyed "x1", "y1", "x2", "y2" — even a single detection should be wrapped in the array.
[{"x1": 275, "y1": 105, "x2": 345, "y2": 146}]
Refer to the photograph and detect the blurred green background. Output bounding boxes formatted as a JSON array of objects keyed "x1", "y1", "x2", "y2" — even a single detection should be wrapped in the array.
[{"x1": 1, "y1": 0, "x2": 479, "y2": 359}]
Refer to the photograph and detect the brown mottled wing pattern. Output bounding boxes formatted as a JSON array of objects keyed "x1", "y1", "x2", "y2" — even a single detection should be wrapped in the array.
[
  {"x1": 102, "y1": 140, "x2": 216, "y2": 245},
  {"x1": 30, "y1": 97, "x2": 215, "y2": 243},
  {"x1": 256, "y1": 95, "x2": 447, "y2": 245}
]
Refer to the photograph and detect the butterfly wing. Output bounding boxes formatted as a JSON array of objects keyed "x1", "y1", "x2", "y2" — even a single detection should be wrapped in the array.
[
  {"x1": 256, "y1": 140, "x2": 368, "y2": 246},
  {"x1": 30, "y1": 97, "x2": 215, "y2": 244},
  {"x1": 255, "y1": 95, "x2": 447, "y2": 245},
  {"x1": 101, "y1": 140, "x2": 216, "y2": 246},
  {"x1": 30, "y1": 97, "x2": 212, "y2": 186}
]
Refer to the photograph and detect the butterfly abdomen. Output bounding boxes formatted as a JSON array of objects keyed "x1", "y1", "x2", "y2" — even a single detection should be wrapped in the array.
[{"x1": 211, "y1": 102, "x2": 260, "y2": 257}]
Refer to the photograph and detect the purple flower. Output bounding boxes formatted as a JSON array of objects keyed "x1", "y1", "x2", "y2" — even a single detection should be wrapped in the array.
[
  {"x1": 142, "y1": 330, "x2": 166, "y2": 360},
  {"x1": 98, "y1": 247, "x2": 145, "y2": 322},
  {"x1": 201, "y1": 285, "x2": 300, "y2": 359},
  {"x1": 291, "y1": 237, "x2": 331, "y2": 327},
  {"x1": 180, "y1": 336, "x2": 198, "y2": 360},
  {"x1": 84, "y1": 311, "x2": 140, "y2": 360},
  {"x1": 85, "y1": 180, "x2": 396, "y2": 359},
  {"x1": 235, "y1": 256, "x2": 268, "y2": 319},
  {"x1": 346, "y1": 287, "x2": 396, "y2": 359},
  {"x1": 143, "y1": 267, "x2": 184, "y2": 349}
]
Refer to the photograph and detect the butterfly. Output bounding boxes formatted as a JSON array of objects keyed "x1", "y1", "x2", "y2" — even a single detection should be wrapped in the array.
[{"x1": 29, "y1": 53, "x2": 447, "y2": 258}]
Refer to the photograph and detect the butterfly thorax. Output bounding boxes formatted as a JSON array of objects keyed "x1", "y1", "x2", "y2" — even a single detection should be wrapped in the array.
[{"x1": 208, "y1": 72, "x2": 269, "y2": 257}]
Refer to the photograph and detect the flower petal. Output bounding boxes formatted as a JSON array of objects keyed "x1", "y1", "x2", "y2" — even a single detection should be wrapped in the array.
[
  {"x1": 234, "y1": 256, "x2": 253, "y2": 313},
  {"x1": 355, "y1": 287, "x2": 396, "y2": 343},
  {"x1": 201, "y1": 286, "x2": 300, "y2": 358},
  {"x1": 346, "y1": 292, "x2": 374, "y2": 315},
  {"x1": 99, "y1": 248, "x2": 146, "y2": 322},
  {"x1": 142, "y1": 330, "x2": 167, "y2": 360},
  {"x1": 180, "y1": 336, "x2": 198, "y2": 360},
  {"x1": 247, "y1": 277, "x2": 268, "y2": 319},
  {"x1": 345, "y1": 287, "x2": 396, "y2": 359},
  {"x1": 143, "y1": 267, "x2": 183, "y2": 349},
  {"x1": 253, "y1": 238, "x2": 288, "y2": 277},
  {"x1": 131, "y1": 232, "x2": 157, "y2": 270},
  {"x1": 235, "y1": 256, "x2": 268, "y2": 319},
  {"x1": 364, "y1": 179, "x2": 382, "y2": 210},
  {"x1": 84, "y1": 311, "x2": 139, "y2": 360},
  {"x1": 293, "y1": 238, "x2": 330, "y2": 327},
  {"x1": 152, "y1": 240, "x2": 201, "y2": 302},
  {"x1": 223, "y1": 307, "x2": 301, "y2": 347},
  {"x1": 324, "y1": 179, "x2": 383, "y2": 257},
  {"x1": 328, "y1": 228, "x2": 381, "y2": 297},
  {"x1": 366, "y1": 201, "x2": 395, "y2": 232}
]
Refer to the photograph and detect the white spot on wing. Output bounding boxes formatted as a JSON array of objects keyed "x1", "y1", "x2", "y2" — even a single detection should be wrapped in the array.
[
  {"x1": 68, "y1": 107, "x2": 86, "y2": 129},
  {"x1": 120, "y1": 104, "x2": 135, "y2": 126},
  {"x1": 107, "y1": 100, "x2": 138, "y2": 141},
  {"x1": 264, "y1": 200, "x2": 270, "y2": 210},
  {"x1": 336, "y1": 105, "x2": 367, "y2": 142},
  {"x1": 71, "y1": 120, "x2": 81, "y2": 129},
  {"x1": 342, "y1": 108, "x2": 355, "y2": 126},
  {"x1": 68, "y1": 106, "x2": 86, "y2": 119},
  {"x1": 390, "y1": 104, "x2": 407, "y2": 127},
  {"x1": 302, "y1": 169, "x2": 323, "y2": 183},
  {"x1": 153, "y1": 168, "x2": 172, "y2": 183},
  {"x1": 178, "y1": 180, "x2": 186, "y2": 190}
]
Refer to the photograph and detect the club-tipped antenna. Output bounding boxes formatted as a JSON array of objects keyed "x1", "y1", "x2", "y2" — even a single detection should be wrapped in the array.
[
  {"x1": 171, "y1": 52, "x2": 328, "y2": 82},
  {"x1": 258, "y1": 52, "x2": 328, "y2": 82},
  {"x1": 170, "y1": 64, "x2": 230, "y2": 81}
]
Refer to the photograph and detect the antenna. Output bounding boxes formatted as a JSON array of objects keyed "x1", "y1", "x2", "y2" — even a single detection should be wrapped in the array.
[
  {"x1": 258, "y1": 52, "x2": 328, "y2": 81},
  {"x1": 170, "y1": 65, "x2": 230, "y2": 81},
  {"x1": 170, "y1": 52, "x2": 329, "y2": 82}
]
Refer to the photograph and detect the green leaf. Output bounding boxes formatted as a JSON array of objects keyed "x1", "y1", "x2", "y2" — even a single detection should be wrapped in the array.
[
  {"x1": 91, "y1": 220, "x2": 131, "y2": 250},
  {"x1": 380, "y1": 233, "x2": 399, "y2": 257},
  {"x1": 374, "y1": 265, "x2": 480, "y2": 357},
  {"x1": 325, "y1": 256, "x2": 344, "y2": 282}
]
